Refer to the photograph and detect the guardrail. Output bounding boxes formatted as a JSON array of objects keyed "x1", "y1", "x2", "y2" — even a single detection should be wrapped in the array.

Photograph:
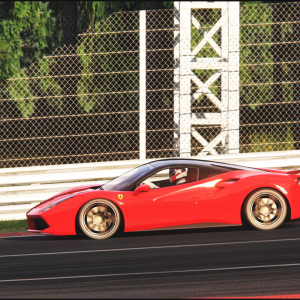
[{"x1": 1, "y1": 150, "x2": 300, "y2": 221}]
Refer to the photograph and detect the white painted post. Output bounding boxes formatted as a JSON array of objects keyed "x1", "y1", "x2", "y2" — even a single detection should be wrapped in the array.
[
  {"x1": 221, "y1": 2, "x2": 230, "y2": 154},
  {"x1": 174, "y1": 2, "x2": 180, "y2": 157},
  {"x1": 228, "y1": 1, "x2": 240, "y2": 153},
  {"x1": 179, "y1": 1, "x2": 192, "y2": 157},
  {"x1": 139, "y1": 11, "x2": 146, "y2": 160}
]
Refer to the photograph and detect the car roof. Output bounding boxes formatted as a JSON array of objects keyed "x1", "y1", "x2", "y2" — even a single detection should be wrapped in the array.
[{"x1": 148, "y1": 158, "x2": 261, "y2": 171}]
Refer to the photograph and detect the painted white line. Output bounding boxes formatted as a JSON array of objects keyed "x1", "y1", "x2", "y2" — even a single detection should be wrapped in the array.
[
  {"x1": 1, "y1": 237, "x2": 300, "y2": 259},
  {"x1": 1, "y1": 262, "x2": 300, "y2": 283}
]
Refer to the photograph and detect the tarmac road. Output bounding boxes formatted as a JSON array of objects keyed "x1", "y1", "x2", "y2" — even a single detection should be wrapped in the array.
[{"x1": 1, "y1": 221, "x2": 300, "y2": 298}]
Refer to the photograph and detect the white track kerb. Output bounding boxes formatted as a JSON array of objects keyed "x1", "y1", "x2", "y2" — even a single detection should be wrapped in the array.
[{"x1": 1, "y1": 150, "x2": 300, "y2": 221}]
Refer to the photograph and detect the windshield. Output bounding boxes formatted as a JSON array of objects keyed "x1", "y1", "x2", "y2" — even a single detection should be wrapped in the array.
[{"x1": 102, "y1": 164, "x2": 154, "y2": 191}]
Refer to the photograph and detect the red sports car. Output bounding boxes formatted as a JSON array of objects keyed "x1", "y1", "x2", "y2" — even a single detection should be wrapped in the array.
[{"x1": 26, "y1": 158, "x2": 300, "y2": 239}]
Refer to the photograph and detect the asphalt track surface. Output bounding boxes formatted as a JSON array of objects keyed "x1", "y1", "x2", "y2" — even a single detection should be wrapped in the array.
[{"x1": 2, "y1": 221, "x2": 300, "y2": 298}]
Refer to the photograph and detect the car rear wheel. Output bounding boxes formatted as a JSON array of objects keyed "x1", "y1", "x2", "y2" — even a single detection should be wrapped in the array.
[
  {"x1": 243, "y1": 189, "x2": 287, "y2": 230},
  {"x1": 79, "y1": 199, "x2": 121, "y2": 239}
]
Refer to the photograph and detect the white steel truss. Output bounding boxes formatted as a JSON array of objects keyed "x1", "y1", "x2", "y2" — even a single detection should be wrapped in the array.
[{"x1": 174, "y1": 1, "x2": 240, "y2": 157}]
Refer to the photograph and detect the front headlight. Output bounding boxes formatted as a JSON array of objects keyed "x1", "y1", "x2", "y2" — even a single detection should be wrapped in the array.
[{"x1": 40, "y1": 195, "x2": 74, "y2": 212}]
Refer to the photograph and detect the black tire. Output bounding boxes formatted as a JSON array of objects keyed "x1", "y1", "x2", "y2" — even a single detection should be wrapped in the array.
[
  {"x1": 242, "y1": 188, "x2": 287, "y2": 230},
  {"x1": 79, "y1": 199, "x2": 121, "y2": 239}
]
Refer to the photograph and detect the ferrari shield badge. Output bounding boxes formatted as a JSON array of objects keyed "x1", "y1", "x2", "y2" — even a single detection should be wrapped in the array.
[{"x1": 118, "y1": 194, "x2": 123, "y2": 200}]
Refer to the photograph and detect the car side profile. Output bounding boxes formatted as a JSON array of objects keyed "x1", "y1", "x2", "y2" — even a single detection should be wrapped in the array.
[{"x1": 26, "y1": 158, "x2": 300, "y2": 239}]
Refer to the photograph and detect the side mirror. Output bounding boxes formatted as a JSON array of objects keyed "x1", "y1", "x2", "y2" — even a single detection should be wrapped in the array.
[{"x1": 132, "y1": 184, "x2": 150, "y2": 196}]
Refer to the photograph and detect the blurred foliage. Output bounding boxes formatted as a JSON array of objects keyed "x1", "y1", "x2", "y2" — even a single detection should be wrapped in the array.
[
  {"x1": 39, "y1": 57, "x2": 62, "y2": 110},
  {"x1": 76, "y1": 9, "x2": 140, "y2": 112},
  {"x1": 240, "y1": 3, "x2": 274, "y2": 109},
  {"x1": 1, "y1": 1, "x2": 170, "y2": 116},
  {"x1": 77, "y1": 31, "x2": 97, "y2": 113},
  {"x1": 1, "y1": 1, "x2": 295, "y2": 119},
  {"x1": 0, "y1": 1, "x2": 59, "y2": 81},
  {"x1": 240, "y1": 124, "x2": 294, "y2": 153},
  {"x1": 77, "y1": 1, "x2": 138, "y2": 31},
  {"x1": 6, "y1": 68, "x2": 36, "y2": 118}
]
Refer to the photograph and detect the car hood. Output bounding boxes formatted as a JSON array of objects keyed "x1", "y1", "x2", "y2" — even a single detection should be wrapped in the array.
[
  {"x1": 32, "y1": 184, "x2": 103, "y2": 211},
  {"x1": 28, "y1": 184, "x2": 103, "y2": 213},
  {"x1": 50, "y1": 184, "x2": 102, "y2": 200}
]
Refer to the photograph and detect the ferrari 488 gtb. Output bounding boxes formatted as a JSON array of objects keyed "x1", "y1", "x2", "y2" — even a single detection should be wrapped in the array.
[{"x1": 27, "y1": 159, "x2": 300, "y2": 239}]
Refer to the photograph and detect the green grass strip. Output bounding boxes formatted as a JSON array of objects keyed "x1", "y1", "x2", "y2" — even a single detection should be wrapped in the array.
[{"x1": 0, "y1": 220, "x2": 28, "y2": 233}]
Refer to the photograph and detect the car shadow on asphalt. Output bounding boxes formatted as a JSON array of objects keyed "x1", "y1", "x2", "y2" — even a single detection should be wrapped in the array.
[
  {"x1": 6, "y1": 219, "x2": 300, "y2": 241},
  {"x1": 48, "y1": 220, "x2": 300, "y2": 240},
  {"x1": 120, "y1": 225, "x2": 247, "y2": 238},
  {"x1": 4, "y1": 226, "x2": 246, "y2": 241}
]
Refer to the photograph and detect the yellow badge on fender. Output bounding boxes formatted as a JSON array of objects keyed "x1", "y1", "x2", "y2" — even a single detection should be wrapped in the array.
[{"x1": 118, "y1": 194, "x2": 123, "y2": 200}]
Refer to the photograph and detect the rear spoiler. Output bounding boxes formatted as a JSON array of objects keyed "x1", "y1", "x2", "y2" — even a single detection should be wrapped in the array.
[{"x1": 259, "y1": 168, "x2": 300, "y2": 175}]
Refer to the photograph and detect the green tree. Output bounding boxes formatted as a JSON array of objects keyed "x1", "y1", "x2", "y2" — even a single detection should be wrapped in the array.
[{"x1": 0, "y1": 1, "x2": 59, "y2": 81}]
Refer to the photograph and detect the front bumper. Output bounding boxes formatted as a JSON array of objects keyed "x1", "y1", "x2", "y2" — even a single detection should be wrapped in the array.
[{"x1": 26, "y1": 215, "x2": 54, "y2": 235}]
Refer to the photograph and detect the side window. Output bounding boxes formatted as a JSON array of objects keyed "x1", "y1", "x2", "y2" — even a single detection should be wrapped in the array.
[
  {"x1": 198, "y1": 164, "x2": 234, "y2": 181},
  {"x1": 140, "y1": 167, "x2": 198, "y2": 189}
]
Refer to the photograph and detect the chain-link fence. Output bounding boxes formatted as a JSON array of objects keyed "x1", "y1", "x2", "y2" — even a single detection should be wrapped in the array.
[
  {"x1": 239, "y1": 2, "x2": 300, "y2": 154},
  {"x1": 1, "y1": 2, "x2": 300, "y2": 168}
]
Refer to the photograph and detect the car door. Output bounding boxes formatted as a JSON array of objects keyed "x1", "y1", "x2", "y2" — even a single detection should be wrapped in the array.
[
  {"x1": 125, "y1": 167, "x2": 207, "y2": 231},
  {"x1": 196, "y1": 165, "x2": 242, "y2": 224}
]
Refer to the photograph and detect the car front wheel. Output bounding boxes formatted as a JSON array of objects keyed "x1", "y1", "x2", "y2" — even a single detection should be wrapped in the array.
[
  {"x1": 242, "y1": 189, "x2": 287, "y2": 230},
  {"x1": 79, "y1": 199, "x2": 121, "y2": 239}
]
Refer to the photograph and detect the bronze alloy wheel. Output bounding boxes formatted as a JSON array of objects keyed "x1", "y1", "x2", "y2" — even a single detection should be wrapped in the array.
[
  {"x1": 79, "y1": 199, "x2": 121, "y2": 239},
  {"x1": 243, "y1": 189, "x2": 287, "y2": 230}
]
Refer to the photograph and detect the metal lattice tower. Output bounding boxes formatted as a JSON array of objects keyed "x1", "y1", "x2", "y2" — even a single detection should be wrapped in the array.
[{"x1": 174, "y1": 1, "x2": 240, "y2": 157}]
